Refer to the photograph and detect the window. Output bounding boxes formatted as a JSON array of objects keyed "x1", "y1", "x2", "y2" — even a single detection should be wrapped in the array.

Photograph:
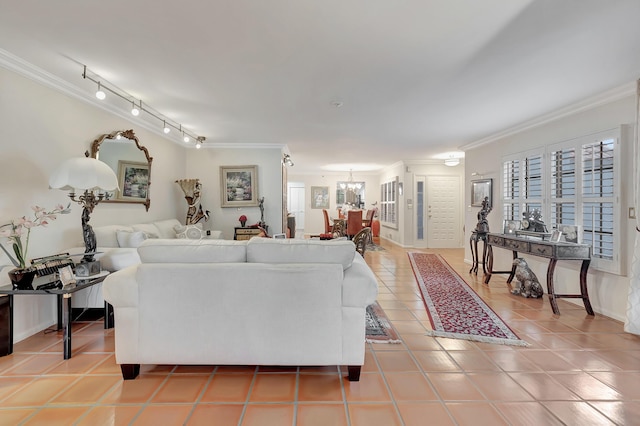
[
  {"x1": 501, "y1": 129, "x2": 621, "y2": 274},
  {"x1": 380, "y1": 177, "x2": 399, "y2": 229}
]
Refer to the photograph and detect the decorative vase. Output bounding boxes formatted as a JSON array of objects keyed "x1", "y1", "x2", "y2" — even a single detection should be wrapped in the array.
[
  {"x1": 8, "y1": 267, "x2": 37, "y2": 290},
  {"x1": 240, "y1": 220, "x2": 247, "y2": 227}
]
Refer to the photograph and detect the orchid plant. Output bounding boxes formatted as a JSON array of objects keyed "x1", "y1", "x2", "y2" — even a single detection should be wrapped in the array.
[{"x1": 0, "y1": 204, "x2": 71, "y2": 269}]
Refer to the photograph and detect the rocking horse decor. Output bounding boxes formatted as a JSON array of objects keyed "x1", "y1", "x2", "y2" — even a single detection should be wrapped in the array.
[{"x1": 176, "y1": 178, "x2": 210, "y2": 225}]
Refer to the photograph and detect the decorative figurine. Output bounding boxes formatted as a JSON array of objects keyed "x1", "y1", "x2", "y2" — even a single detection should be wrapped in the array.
[
  {"x1": 521, "y1": 209, "x2": 547, "y2": 233},
  {"x1": 176, "y1": 179, "x2": 210, "y2": 225},
  {"x1": 475, "y1": 196, "x2": 492, "y2": 233},
  {"x1": 511, "y1": 258, "x2": 544, "y2": 298},
  {"x1": 258, "y1": 197, "x2": 265, "y2": 228}
]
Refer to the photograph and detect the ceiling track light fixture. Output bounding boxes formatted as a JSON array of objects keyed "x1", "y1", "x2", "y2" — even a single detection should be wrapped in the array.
[
  {"x1": 82, "y1": 65, "x2": 202, "y2": 144},
  {"x1": 95, "y1": 82, "x2": 106, "y2": 100},
  {"x1": 195, "y1": 136, "x2": 205, "y2": 149}
]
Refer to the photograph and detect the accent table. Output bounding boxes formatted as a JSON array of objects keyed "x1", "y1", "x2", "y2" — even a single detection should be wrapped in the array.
[
  {"x1": 484, "y1": 233, "x2": 593, "y2": 315},
  {"x1": 469, "y1": 231, "x2": 488, "y2": 275},
  {"x1": 0, "y1": 270, "x2": 112, "y2": 359}
]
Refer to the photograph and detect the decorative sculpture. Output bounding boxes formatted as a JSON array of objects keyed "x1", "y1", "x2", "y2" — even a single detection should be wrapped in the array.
[
  {"x1": 258, "y1": 197, "x2": 265, "y2": 227},
  {"x1": 176, "y1": 179, "x2": 210, "y2": 225},
  {"x1": 475, "y1": 196, "x2": 492, "y2": 233},
  {"x1": 521, "y1": 209, "x2": 547, "y2": 233},
  {"x1": 511, "y1": 258, "x2": 544, "y2": 298}
]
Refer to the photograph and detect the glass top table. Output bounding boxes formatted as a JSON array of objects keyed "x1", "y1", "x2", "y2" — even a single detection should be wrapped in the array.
[{"x1": 0, "y1": 270, "x2": 112, "y2": 359}]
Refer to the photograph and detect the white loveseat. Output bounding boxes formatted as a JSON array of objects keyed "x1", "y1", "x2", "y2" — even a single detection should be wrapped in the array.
[{"x1": 102, "y1": 237, "x2": 378, "y2": 381}]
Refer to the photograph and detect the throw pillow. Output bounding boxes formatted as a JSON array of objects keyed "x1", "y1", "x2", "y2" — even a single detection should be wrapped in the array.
[
  {"x1": 116, "y1": 230, "x2": 148, "y2": 248},
  {"x1": 174, "y1": 224, "x2": 205, "y2": 240}
]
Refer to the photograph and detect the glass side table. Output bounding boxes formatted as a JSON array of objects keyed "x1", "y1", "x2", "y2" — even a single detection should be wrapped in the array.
[{"x1": 0, "y1": 270, "x2": 112, "y2": 359}]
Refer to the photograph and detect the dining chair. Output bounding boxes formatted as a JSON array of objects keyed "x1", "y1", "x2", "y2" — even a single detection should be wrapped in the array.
[
  {"x1": 353, "y1": 227, "x2": 372, "y2": 257},
  {"x1": 362, "y1": 208, "x2": 375, "y2": 228},
  {"x1": 322, "y1": 209, "x2": 332, "y2": 233},
  {"x1": 347, "y1": 210, "x2": 363, "y2": 239}
]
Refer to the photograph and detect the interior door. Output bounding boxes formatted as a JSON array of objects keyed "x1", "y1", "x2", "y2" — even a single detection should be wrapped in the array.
[
  {"x1": 287, "y1": 182, "x2": 305, "y2": 233},
  {"x1": 426, "y1": 175, "x2": 461, "y2": 248}
]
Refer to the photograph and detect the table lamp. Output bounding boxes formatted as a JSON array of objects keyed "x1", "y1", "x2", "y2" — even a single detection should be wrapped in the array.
[{"x1": 49, "y1": 154, "x2": 118, "y2": 276}]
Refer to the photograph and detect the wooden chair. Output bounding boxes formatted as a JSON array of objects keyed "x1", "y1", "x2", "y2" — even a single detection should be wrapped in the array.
[
  {"x1": 347, "y1": 210, "x2": 363, "y2": 239},
  {"x1": 322, "y1": 209, "x2": 332, "y2": 233},
  {"x1": 353, "y1": 227, "x2": 372, "y2": 257},
  {"x1": 362, "y1": 208, "x2": 376, "y2": 228}
]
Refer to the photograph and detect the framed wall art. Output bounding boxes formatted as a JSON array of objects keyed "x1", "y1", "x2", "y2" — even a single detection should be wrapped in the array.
[
  {"x1": 471, "y1": 178, "x2": 492, "y2": 207},
  {"x1": 311, "y1": 186, "x2": 330, "y2": 209},
  {"x1": 117, "y1": 160, "x2": 149, "y2": 201},
  {"x1": 220, "y1": 165, "x2": 259, "y2": 207}
]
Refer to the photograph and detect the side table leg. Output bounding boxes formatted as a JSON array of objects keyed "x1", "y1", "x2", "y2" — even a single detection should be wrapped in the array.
[
  {"x1": 104, "y1": 302, "x2": 114, "y2": 329},
  {"x1": 546, "y1": 259, "x2": 560, "y2": 315},
  {"x1": 57, "y1": 294, "x2": 63, "y2": 330},
  {"x1": 481, "y1": 239, "x2": 487, "y2": 274},
  {"x1": 580, "y1": 259, "x2": 594, "y2": 315},
  {"x1": 484, "y1": 245, "x2": 493, "y2": 284},
  {"x1": 469, "y1": 236, "x2": 475, "y2": 273},
  {"x1": 7, "y1": 295, "x2": 14, "y2": 356},
  {"x1": 62, "y1": 294, "x2": 72, "y2": 359}
]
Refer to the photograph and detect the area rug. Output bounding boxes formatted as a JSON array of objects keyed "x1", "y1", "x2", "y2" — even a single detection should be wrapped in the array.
[
  {"x1": 408, "y1": 253, "x2": 528, "y2": 347},
  {"x1": 365, "y1": 302, "x2": 401, "y2": 343}
]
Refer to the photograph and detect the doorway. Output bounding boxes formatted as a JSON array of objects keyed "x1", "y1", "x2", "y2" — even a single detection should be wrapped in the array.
[{"x1": 287, "y1": 182, "x2": 305, "y2": 237}]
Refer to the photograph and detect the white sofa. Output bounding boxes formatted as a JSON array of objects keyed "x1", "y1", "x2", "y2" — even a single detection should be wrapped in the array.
[
  {"x1": 102, "y1": 237, "x2": 378, "y2": 381},
  {"x1": 69, "y1": 218, "x2": 223, "y2": 273}
]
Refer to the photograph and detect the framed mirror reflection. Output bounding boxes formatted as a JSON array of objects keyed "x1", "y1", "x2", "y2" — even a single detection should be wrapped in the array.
[{"x1": 90, "y1": 129, "x2": 153, "y2": 210}]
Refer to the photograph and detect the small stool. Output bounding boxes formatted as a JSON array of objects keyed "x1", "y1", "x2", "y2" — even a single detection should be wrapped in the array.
[{"x1": 469, "y1": 231, "x2": 488, "y2": 275}]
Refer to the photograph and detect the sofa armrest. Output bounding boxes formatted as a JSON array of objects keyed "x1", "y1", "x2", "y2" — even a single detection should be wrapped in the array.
[
  {"x1": 342, "y1": 255, "x2": 378, "y2": 307},
  {"x1": 102, "y1": 265, "x2": 139, "y2": 308}
]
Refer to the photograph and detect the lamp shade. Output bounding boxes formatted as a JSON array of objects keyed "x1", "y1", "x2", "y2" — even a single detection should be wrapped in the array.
[{"x1": 49, "y1": 157, "x2": 118, "y2": 191}]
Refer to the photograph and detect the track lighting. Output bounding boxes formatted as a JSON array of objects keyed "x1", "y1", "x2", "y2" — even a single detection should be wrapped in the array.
[
  {"x1": 195, "y1": 137, "x2": 205, "y2": 149},
  {"x1": 95, "y1": 82, "x2": 106, "y2": 100},
  {"x1": 81, "y1": 65, "x2": 203, "y2": 144}
]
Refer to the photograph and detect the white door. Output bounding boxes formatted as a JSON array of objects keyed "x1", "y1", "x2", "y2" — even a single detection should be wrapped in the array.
[
  {"x1": 425, "y1": 175, "x2": 461, "y2": 248},
  {"x1": 287, "y1": 182, "x2": 305, "y2": 234}
]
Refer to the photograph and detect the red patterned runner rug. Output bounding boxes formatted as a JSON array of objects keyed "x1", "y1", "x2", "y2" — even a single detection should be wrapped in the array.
[{"x1": 408, "y1": 253, "x2": 528, "y2": 347}]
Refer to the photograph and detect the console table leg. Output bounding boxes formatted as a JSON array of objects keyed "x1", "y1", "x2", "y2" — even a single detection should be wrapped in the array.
[
  {"x1": 481, "y1": 240, "x2": 487, "y2": 274},
  {"x1": 580, "y1": 259, "x2": 594, "y2": 315},
  {"x1": 506, "y1": 251, "x2": 518, "y2": 284},
  {"x1": 546, "y1": 259, "x2": 560, "y2": 315}
]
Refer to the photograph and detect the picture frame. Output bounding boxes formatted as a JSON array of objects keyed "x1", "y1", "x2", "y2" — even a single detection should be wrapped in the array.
[
  {"x1": 117, "y1": 160, "x2": 149, "y2": 201},
  {"x1": 58, "y1": 265, "x2": 76, "y2": 286},
  {"x1": 311, "y1": 186, "x2": 330, "y2": 209},
  {"x1": 557, "y1": 224, "x2": 581, "y2": 243},
  {"x1": 471, "y1": 178, "x2": 492, "y2": 207},
  {"x1": 503, "y1": 220, "x2": 520, "y2": 234},
  {"x1": 220, "y1": 165, "x2": 259, "y2": 207},
  {"x1": 549, "y1": 229, "x2": 563, "y2": 243}
]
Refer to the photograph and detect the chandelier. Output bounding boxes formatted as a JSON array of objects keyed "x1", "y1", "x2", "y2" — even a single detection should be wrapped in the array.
[{"x1": 340, "y1": 170, "x2": 362, "y2": 190}]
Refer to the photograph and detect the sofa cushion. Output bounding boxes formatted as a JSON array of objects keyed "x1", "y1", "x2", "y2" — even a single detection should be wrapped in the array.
[
  {"x1": 116, "y1": 230, "x2": 148, "y2": 248},
  {"x1": 100, "y1": 248, "x2": 141, "y2": 271},
  {"x1": 246, "y1": 238, "x2": 355, "y2": 269},
  {"x1": 94, "y1": 225, "x2": 134, "y2": 248},
  {"x1": 153, "y1": 219, "x2": 182, "y2": 239},
  {"x1": 138, "y1": 239, "x2": 247, "y2": 263},
  {"x1": 174, "y1": 224, "x2": 205, "y2": 240},
  {"x1": 131, "y1": 223, "x2": 160, "y2": 239}
]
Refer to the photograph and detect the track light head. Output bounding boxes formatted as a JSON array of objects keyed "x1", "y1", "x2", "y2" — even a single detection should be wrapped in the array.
[
  {"x1": 131, "y1": 101, "x2": 140, "y2": 116},
  {"x1": 163, "y1": 121, "x2": 170, "y2": 134},
  {"x1": 183, "y1": 133, "x2": 190, "y2": 143},
  {"x1": 95, "y1": 82, "x2": 106, "y2": 100}
]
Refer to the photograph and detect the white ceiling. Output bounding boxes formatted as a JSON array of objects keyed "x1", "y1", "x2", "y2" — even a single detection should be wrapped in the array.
[{"x1": 1, "y1": 0, "x2": 639, "y2": 173}]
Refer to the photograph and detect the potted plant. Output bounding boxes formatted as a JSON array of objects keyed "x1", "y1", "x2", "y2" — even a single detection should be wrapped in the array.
[
  {"x1": 238, "y1": 214, "x2": 247, "y2": 227},
  {"x1": 1, "y1": 204, "x2": 70, "y2": 289}
]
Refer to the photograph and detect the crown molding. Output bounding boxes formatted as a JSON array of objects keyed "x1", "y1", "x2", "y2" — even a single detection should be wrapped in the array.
[{"x1": 460, "y1": 81, "x2": 637, "y2": 151}]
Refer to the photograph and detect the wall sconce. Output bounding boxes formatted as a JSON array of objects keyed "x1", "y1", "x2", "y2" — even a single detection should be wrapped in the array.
[{"x1": 282, "y1": 154, "x2": 294, "y2": 167}]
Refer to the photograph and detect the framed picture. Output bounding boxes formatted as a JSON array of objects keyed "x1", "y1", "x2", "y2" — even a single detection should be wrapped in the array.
[
  {"x1": 557, "y1": 224, "x2": 581, "y2": 243},
  {"x1": 220, "y1": 165, "x2": 259, "y2": 207},
  {"x1": 471, "y1": 178, "x2": 492, "y2": 207},
  {"x1": 117, "y1": 161, "x2": 149, "y2": 201},
  {"x1": 311, "y1": 186, "x2": 330, "y2": 209},
  {"x1": 503, "y1": 220, "x2": 520, "y2": 234},
  {"x1": 550, "y1": 230, "x2": 563, "y2": 243}
]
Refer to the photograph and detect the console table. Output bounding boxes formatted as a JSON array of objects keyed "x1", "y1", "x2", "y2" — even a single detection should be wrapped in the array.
[
  {"x1": 484, "y1": 233, "x2": 593, "y2": 315},
  {"x1": 234, "y1": 226, "x2": 268, "y2": 240},
  {"x1": 469, "y1": 231, "x2": 488, "y2": 275},
  {"x1": 0, "y1": 271, "x2": 112, "y2": 359}
]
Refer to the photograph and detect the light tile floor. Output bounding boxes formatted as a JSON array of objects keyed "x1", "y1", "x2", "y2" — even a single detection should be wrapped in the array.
[{"x1": 1, "y1": 242, "x2": 639, "y2": 425}]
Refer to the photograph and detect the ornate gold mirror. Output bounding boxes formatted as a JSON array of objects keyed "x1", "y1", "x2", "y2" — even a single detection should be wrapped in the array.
[{"x1": 90, "y1": 129, "x2": 152, "y2": 211}]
